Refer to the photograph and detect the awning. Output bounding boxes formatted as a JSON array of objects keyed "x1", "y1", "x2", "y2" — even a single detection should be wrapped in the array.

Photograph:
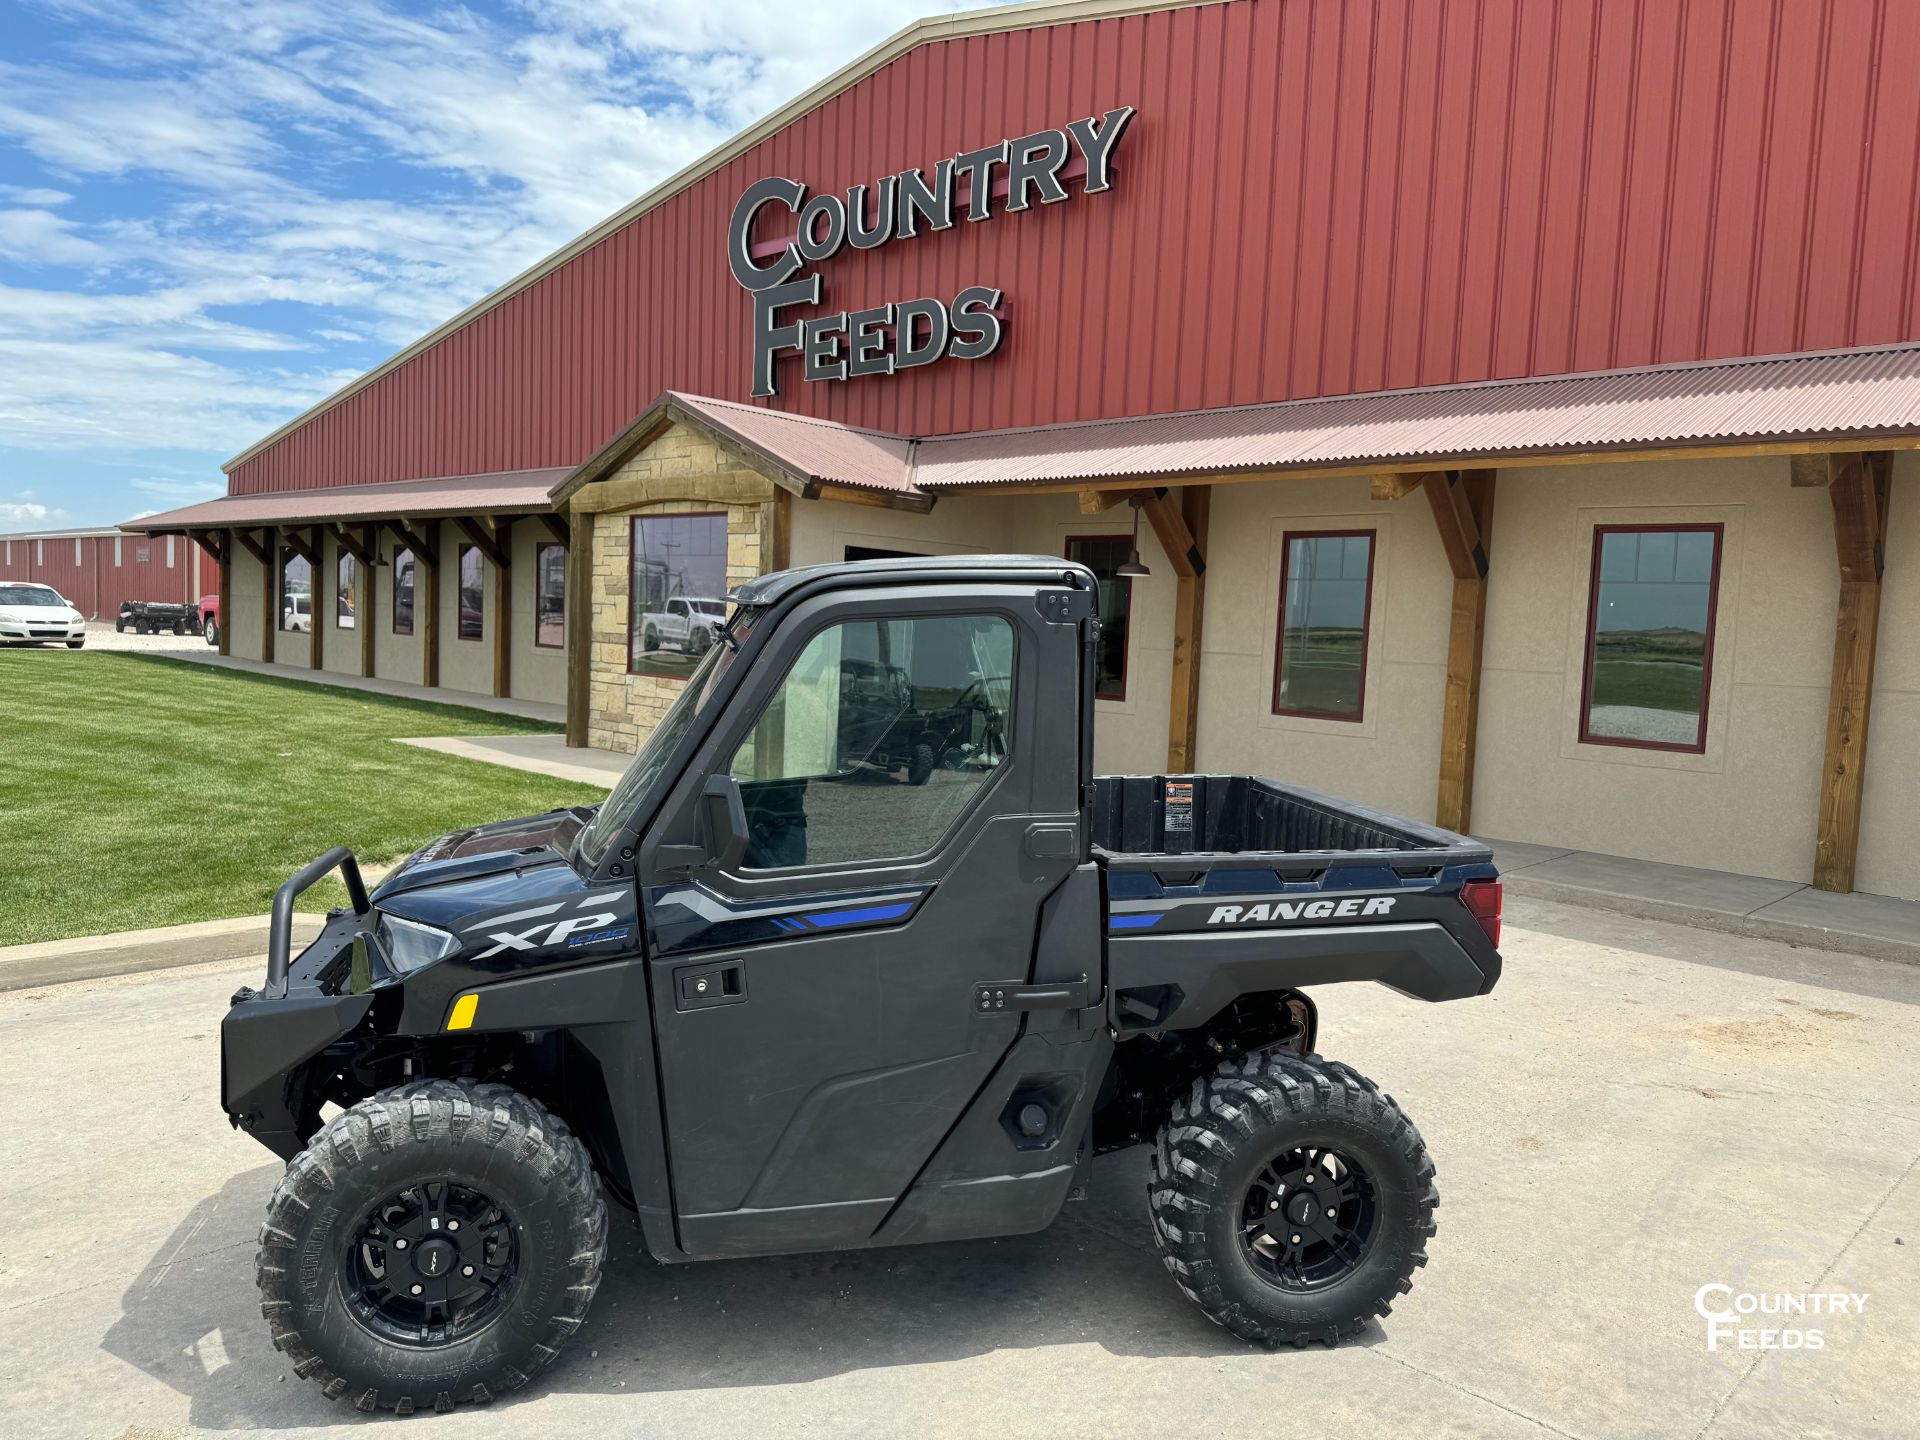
[
  {"x1": 618, "y1": 343, "x2": 1920, "y2": 498},
  {"x1": 121, "y1": 467, "x2": 571, "y2": 534}
]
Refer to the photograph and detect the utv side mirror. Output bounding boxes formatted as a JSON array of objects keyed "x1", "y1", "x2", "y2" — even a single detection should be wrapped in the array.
[{"x1": 700, "y1": 775, "x2": 751, "y2": 872}]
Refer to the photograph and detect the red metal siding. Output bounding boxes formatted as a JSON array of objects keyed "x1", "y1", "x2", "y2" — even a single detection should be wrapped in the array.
[
  {"x1": 1, "y1": 535, "x2": 215, "y2": 619},
  {"x1": 229, "y1": 0, "x2": 1920, "y2": 496}
]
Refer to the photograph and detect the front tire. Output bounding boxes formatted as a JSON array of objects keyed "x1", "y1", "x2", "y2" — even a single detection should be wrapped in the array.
[
  {"x1": 204, "y1": 616, "x2": 218, "y2": 645},
  {"x1": 1148, "y1": 1052, "x2": 1437, "y2": 1348},
  {"x1": 256, "y1": 1079, "x2": 606, "y2": 1414}
]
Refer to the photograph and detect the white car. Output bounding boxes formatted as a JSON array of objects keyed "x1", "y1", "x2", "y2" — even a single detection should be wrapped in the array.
[
  {"x1": 0, "y1": 582, "x2": 86, "y2": 648},
  {"x1": 283, "y1": 594, "x2": 312, "y2": 632},
  {"x1": 638, "y1": 595, "x2": 726, "y2": 655}
]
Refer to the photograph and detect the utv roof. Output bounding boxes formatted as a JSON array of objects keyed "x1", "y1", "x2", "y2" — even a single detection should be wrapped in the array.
[{"x1": 729, "y1": 554, "x2": 1092, "y2": 608}]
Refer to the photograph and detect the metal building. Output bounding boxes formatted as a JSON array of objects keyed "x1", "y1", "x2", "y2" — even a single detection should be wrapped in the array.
[{"x1": 127, "y1": 0, "x2": 1920, "y2": 901}]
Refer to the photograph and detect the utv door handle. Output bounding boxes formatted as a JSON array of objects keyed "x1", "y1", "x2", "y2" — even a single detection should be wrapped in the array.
[{"x1": 973, "y1": 975, "x2": 1093, "y2": 1013}]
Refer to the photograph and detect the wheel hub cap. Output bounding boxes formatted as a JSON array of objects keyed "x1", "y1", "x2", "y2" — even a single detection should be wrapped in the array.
[
  {"x1": 345, "y1": 1181, "x2": 518, "y2": 1347},
  {"x1": 1240, "y1": 1144, "x2": 1379, "y2": 1293}
]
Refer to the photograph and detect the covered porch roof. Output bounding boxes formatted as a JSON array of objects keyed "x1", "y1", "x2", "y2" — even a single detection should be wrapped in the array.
[
  {"x1": 120, "y1": 467, "x2": 570, "y2": 535},
  {"x1": 567, "y1": 342, "x2": 1920, "y2": 503}
]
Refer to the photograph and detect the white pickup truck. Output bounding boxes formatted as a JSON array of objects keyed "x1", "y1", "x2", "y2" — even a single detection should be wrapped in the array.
[{"x1": 638, "y1": 595, "x2": 726, "y2": 655}]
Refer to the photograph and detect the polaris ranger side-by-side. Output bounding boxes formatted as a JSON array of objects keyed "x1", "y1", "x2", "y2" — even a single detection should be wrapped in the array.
[{"x1": 222, "y1": 555, "x2": 1503, "y2": 1414}]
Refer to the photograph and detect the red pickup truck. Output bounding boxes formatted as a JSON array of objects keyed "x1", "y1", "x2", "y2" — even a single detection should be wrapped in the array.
[{"x1": 198, "y1": 594, "x2": 219, "y2": 645}]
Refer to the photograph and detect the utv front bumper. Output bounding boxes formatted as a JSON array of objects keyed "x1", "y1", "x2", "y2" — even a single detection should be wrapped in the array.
[{"x1": 221, "y1": 848, "x2": 379, "y2": 1159}]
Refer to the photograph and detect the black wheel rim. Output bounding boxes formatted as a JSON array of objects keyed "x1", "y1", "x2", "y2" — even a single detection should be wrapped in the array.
[
  {"x1": 343, "y1": 1181, "x2": 518, "y2": 1347},
  {"x1": 1239, "y1": 1143, "x2": 1378, "y2": 1293}
]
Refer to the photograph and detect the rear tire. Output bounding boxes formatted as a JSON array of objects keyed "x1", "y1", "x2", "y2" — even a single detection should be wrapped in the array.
[
  {"x1": 1148, "y1": 1052, "x2": 1437, "y2": 1348},
  {"x1": 256, "y1": 1079, "x2": 607, "y2": 1415},
  {"x1": 204, "y1": 617, "x2": 218, "y2": 645},
  {"x1": 172, "y1": 619, "x2": 187, "y2": 635},
  {"x1": 907, "y1": 741, "x2": 936, "y2": 785},
  {"x1": 115, "y1": 617, "x2": 126, "y2": 633}
]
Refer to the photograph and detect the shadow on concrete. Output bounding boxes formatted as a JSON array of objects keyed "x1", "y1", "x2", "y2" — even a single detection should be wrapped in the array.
[
  {"x1": 104, "y1": 1150, "x2": 1383, "y2": 1429},
  {"x1": 1509, "y1": 895, "x2": 1920, "y2": 1008}
]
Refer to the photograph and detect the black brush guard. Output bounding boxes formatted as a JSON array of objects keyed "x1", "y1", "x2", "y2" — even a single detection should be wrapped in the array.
[{"x1": 265, "y1": 847, "x2": 371, "y2": 997}]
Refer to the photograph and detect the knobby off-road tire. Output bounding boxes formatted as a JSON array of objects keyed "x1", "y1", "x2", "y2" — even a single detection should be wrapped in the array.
[
  {"x1": 257, "y1": 1079, "x2": 607, "y2": 1415},
  {"x1": 1148, "y1": 1052, "x2": 1438, "y2": 1348}
]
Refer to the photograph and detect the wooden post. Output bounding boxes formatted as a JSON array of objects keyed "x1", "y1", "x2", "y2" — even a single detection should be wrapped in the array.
[
  {"x1": 769, "y1": 487, "x2": 792, "y2": 573},
  {"x1": 565, "y1": 509, "x2": 593, "y2": 748},
  {"x1": 217, "y1": 528, "x2": 232, "y2": 656},
  {"x1": 1165, "y1": 485, "x2": 1211, "y2": 773},
  {"x1": 1812, "y1": 452, "x2": 1892, "y2": 892},
  {"x1": 1374, "y1": 469, "x2": 1495, "y2": 833},
  {"x1": 491, "y1": 517, "x2": 514, "y2": 699},
  {"x1": 1429, "y1": 471, "x2": 1496, "y2": 834},
  {"x1": 421, "y1": 520, "x2": 440, "y2": 688},
  {"x1": 308, "y1": 526, "x2": 326, "y2": 671},
  {"x1": 359, "y1": 525, "x2": 377, "y2": 677},
  {"x1": 261, "y1": 526, "x2": 277, "y2": 665}
]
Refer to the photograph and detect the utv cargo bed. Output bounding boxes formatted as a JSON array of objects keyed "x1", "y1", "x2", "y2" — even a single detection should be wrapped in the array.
[{"x1": 1090, "y1": 774, "x2": 1501, "y2": 1028}]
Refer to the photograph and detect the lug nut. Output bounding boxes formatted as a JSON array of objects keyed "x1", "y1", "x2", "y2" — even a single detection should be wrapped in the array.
[
  {"x1": 1291, "y1": 1234, "x2": 1302, "y2": 1244},
  {"x1": 1268, "y1": 1201, "x2": 1278, "y2": 1210},
  {"x1": 394, "y1": 1238, "x2": 408, "y2": 1250},
  {"x1": 447, "y1": 1220, "x2": 459, "y2": 1232},
  {"x1": 462, "y1": 1265, "x2": 475, "y2": 1277},
  {"x1": 1326, "y1": 1208, "x2": 1337, "y2": 1218},
  {"x1": 410, "y1": 1284, "x2": 423, "y2": 1295}
]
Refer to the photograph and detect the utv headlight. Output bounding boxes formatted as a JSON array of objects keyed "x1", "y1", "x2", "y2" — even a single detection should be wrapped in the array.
[{"x1": 375, "y1": 914, "x2": 459, "y2": 973}]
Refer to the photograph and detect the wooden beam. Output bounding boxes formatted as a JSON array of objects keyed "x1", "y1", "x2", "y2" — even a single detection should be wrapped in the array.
[
  {"x1": 1371, "y1": 471, "x2": 1434, "y2": 501},
  {"x1": 539, "y1": 512, "x2": 570, "y2": 547},
  {"x1": 1421, "y1": 470, "x2": 1488, "y2": 580},
  {"x1": 1139, "y1": 487, "x2": 1206, "y2": 579},
  {"x1": 458, "y1": 515, "x2": 511, "y2": 571},
  {"x1": 769, "y1": 487, "x2": 791, "y2": 572},
  {"x1": 491, "y1": 517, "x2": 514, "y2": 699},
  {"x1": 331, "y1": 523, "x2": 373, "y2": 567},
  {"x1": 1077, "y1": 487, "x2": 1133, "y2": 515},
  {"x1": 260, "y1": 526, "x2": 276, "y2": 665},
  {"x1": 420, "y1": 520, "x2": 440, "y2": 688},
  {"x1": 231, "y1": 526, "x2": 269, "y2": 567},
  {"x1": 565, "y1": 510, "x2": 592, "y2": 747},
  {"x1": 217, "y1": 528, "x2": 231, "y2": 656},
  {"x1": 1812, "y1": 452, "x2": 1893, "y2": 892},
  {"x1": 281, "y1": 525, "x2": 319, "y2": 566},
  {"x1": 1165, "y1": 485, "x2": 1211, "y2": 773},
  {"x1": 186, "y1": 528, "x2": 227, "y2": 566},
  {"x1": 359, "y1": 524, "x2": 376, "y2": 678},
  {"x1": 1434, "y1": 470, "x2": 1497, "y2": 833},
  {"x1": 810, "y1": 482, "x2": 936, "y2": 514},
  {"x1": 387, "y1": 518, "x2": 437, "y2": 568}
]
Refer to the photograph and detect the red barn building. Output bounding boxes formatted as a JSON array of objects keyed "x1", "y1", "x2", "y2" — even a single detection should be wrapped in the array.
[
  {"x1": 1, "y1": 526, "x2": 215, "y2": 622},
  {"x1": 128, "y1": 0, "x2": 1920, "y2": 900}
]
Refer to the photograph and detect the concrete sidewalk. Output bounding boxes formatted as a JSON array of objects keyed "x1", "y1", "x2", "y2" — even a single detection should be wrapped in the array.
[
  {"x1": 120, "y1": 640, "x2": 567, "y2": 724},
  {"x1": 1489, "y1": 838, "x2": 1920, "y2": 967}
]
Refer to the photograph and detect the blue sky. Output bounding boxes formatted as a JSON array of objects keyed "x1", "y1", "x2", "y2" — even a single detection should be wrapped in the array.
[{"x1": 0, "y1": 0, "x2": 1004, "y2": 530}]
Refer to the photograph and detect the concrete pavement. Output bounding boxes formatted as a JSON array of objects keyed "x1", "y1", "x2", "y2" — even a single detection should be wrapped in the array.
[{"x1": 0, "y1": 896, "x2": 1913, "y2": 1439}]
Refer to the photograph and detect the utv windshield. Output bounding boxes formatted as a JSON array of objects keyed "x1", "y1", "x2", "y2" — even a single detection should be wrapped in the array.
[{"x1": 576, "y1": 609, "x2": 757, "y2": 868}]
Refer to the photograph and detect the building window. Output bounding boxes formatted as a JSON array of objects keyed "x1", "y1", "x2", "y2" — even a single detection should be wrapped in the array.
[
  {"x1": 1065, "y1": 535, "x2": 1134, "y2": 701},
  {"x1": 535, "y1": 543, "x2": 566, "y2": 648},
  {"x1": 1580, "y1": 524, "x2": 1722, "y2": 752},
  {"x1": 728, "y1": 614, "x2": 1016, "y2": 869},
  {"x1": 630, "y1": 512, "x2": 728, "y2": 678},
  {"x1": 1273, "y1": 531, "x2": 1375, "y2": 722},
  {"x1": 392, "y1": 549, "x2": 414, "y2": 635},
  {"x1": 457, "y1": 544, "x2": 484, "y2": 640},
  {"x1": 166, "y1": 534, "x2": 175, "y2": 568},
  {"x1": 280, "y1": 547, "x2": 311, "y2": 633},
  {"x1": 337, "y1": 551, "x2": 358, "y2": 629}
]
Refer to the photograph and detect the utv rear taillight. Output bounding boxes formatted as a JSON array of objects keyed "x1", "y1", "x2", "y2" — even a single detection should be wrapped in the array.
[{"x1": 1462, "y1": 878, "x2": 1502, "y2": 949}]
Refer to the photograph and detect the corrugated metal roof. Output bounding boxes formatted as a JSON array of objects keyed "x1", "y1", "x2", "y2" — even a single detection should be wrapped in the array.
[
  {"x1": 655, "y1": 344, "x2": 1920, "y2": 496},
  {"x1": 669, "y1": 393, "x2": 916, "y2": 492},
  {"x1": 122, "y1": 468, "x2": 568, "y2": 532}
]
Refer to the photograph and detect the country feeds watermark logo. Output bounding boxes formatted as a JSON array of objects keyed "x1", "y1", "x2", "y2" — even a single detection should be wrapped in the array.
[{"x1": 1693, "y1": 1282, "x2": 1869, "y2": 1351}]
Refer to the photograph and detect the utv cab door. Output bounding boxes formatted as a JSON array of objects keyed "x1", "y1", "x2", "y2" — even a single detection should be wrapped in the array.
[{"x1": 637, "y1": 580, "x2": 1084, "y2": 1258}]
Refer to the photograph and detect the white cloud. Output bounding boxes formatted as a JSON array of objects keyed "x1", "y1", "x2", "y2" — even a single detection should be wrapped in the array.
[
  {"x1": 129, "y1": 475, "x2": 224, "y2": 502},
  {"x1": 0, "y1": 500, "x2": 52, "y2": 523},
  {"x1": 0, "y1": 0, "x2": 1021, "y2": 476}
]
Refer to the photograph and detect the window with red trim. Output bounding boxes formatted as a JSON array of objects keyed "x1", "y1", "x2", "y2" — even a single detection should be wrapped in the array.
[
  {"x1": 1272, "y1": 531, "x2": 1374, "y2": 722},
  {"x1": 1066, "y1": 535, "x2": 1133, "y2": 701},
  {"x1": 457, "y1": 544, "x2": 483, "y2": 641},
  {"x1": 1579, "y1": 524, "x2": 1722, "y2": 753}
]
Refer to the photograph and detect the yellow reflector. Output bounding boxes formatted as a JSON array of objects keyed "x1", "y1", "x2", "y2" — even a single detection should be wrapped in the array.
[{"x1": 446, "y1": 993, "x2": 479, "y2": 1031}]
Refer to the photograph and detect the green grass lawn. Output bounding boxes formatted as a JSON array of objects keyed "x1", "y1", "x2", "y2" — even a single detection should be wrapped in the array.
[{"x1": 0, "y1": 652, "x2": 607, "y2": 946}]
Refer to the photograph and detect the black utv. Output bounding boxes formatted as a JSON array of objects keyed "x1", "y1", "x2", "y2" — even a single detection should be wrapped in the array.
[{"x1": 222, "y1": 555, "x2": 1503, "y2": 1414}]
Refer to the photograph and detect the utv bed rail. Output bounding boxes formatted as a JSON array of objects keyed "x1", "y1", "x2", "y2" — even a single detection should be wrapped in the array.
[
  {"x1": 265, "y1": 846, "x2": 370, "y2": 997},
  {"x1": 1090, "y1": 773, "x2": 1489, "y2": 871}
]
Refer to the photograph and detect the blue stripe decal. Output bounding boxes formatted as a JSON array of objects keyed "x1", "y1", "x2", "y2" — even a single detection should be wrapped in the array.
[
  {"x1": 805, "y1": 901, "x2": 916, "y2": 929},
  {"x1": 1109, "y1": 913, "x2": 1165, "y2": 930}
]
